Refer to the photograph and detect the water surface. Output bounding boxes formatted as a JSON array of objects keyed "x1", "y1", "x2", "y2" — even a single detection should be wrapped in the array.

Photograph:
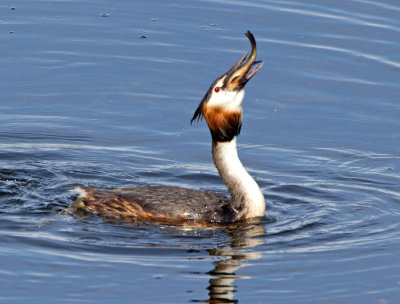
[{"x1": 1, "y1": 1, "x2": 400, "y2": 303}]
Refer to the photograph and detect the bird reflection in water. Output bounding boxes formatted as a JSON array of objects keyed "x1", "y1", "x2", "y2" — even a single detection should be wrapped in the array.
[{"x1": 194, "y1": 223, "x2": 266, "y2": 304}]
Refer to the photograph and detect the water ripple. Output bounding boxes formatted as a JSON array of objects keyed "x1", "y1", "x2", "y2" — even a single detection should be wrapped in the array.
[{"x1": 260, "y1": 37, "x2": 400, "y2": 69}]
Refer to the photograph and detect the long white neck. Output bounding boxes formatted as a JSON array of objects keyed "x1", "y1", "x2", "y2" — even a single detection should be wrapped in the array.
[{"x1": 212, "y1": 137, "x2": 265, "y2": 219}]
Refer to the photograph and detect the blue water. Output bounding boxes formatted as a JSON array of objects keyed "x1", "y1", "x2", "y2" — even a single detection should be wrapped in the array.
[{"x1": 1, "y1": 1, "x2": 400, "y2": 303}]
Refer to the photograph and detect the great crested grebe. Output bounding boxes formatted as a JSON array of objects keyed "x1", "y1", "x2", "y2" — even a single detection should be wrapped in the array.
[{"x1": 72, "y1": 31, "x2": 265, "y2": 226}]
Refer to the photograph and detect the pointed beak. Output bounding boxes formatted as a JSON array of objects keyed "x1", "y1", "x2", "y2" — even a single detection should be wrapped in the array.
[{"x1": 224, "y1": 31, "x2": 264, "y2": 91}]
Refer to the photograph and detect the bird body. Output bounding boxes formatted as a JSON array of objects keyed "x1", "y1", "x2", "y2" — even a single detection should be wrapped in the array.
[{"x1": 72, "y1": 31, "x2": 265, "y2": 227}]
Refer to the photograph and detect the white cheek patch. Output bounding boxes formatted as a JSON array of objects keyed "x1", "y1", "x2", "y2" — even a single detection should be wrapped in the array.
[{"x1": 208, "y1": 88, "x2": 245, "y2": 111}]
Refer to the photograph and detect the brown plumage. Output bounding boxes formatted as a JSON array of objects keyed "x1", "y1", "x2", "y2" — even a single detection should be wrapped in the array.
[
  {"x1": 72, "y1": 186, "x2": 243, "y2": 227},
  {"x1": 202, "y1": 107, "x2": 242, "y2": 142}
]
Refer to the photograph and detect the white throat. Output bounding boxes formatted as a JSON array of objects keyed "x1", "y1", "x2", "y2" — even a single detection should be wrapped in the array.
[{"x1": 212, "y1": 137, "x2": 265, "y2": 219}]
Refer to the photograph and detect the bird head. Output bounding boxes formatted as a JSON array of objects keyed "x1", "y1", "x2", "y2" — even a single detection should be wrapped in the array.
[{"x1": 191, "y1": 31, "x2": 263, "y2": 142}]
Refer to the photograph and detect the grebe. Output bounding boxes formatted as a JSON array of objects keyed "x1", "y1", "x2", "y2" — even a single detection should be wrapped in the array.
[{"x1": 72, "y1": 31, "x2": 265, "y2": 226}]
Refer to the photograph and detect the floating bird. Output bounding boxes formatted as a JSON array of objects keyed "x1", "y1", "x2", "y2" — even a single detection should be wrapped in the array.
[{"x1": 72, "y1": 31, "x2": 265, "y2": 227}]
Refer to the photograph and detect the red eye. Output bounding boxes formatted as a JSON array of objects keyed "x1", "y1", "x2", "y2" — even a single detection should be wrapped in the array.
[{"x1": 214, "y1": 87, "x2": 220, "y2": 93}]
